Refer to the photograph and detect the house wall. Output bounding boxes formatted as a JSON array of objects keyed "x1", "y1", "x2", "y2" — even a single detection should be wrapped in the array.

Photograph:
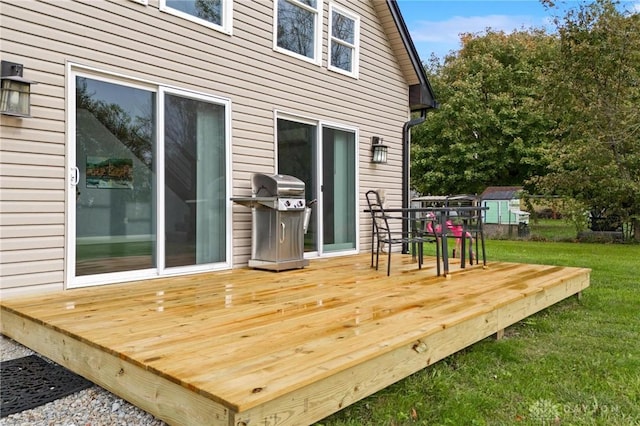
[{"x1": 0, "y1": 0, "x2": 414, "y2": 297}]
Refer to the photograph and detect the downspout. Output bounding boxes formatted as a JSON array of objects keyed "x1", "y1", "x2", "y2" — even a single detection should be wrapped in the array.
[{"x1": 401, "y1": 108, "x2": 428, "y2": 253}]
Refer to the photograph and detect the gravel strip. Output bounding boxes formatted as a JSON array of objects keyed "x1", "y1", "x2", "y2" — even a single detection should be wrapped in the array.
[{"x1": 1, "y1": 335, "x2": 166, "y2": 426}]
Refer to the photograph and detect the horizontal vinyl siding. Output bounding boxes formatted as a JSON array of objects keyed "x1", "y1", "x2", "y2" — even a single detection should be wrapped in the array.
[
  {"x1": 1, "y1": 224, "x2": 65, "y2": 239},
  {"x1": 0, "y1": 37, "x2": 67, "y2": 295},
  {"x1": 0, "y1": 0, "x2": 416, "y2": 294},
  {"x1": 0, "y1": 271, "x2": 65, "y2": 289}
]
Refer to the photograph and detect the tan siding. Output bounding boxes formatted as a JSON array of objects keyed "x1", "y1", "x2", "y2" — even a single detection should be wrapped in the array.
[
  {"x1": 0, "y1": 164, "x2": 65, "y2": 179},
  {"x1": 0, "y1": 224, "x2": 64, "y2": 239},
  {"x1": 5, "y1": 3, "x2": 409, "y2": 120},
  {"x1": 0, "y1": 248, "x2": 65, "y2": 264},
  {"x1": 1, "y1": 189, "x2": 64, "y2": 202},
  {"x1": 0, "y1": 283, "x2": 63, "y2": 298},
  {"x1": 1, "y1": 236, "x2": 65, "y2": 251},
  {"x1": 26, "y1": 104, "x2": 64, "y2": 122},
  {"x1": 1, "y1": 201, "x2": 65, "y2": 214},
  {"x1": 1, "y1": 151, "x2": 65, "y2": 167},
  {"x1": 0, "y1": 127, "x2": 65, "y2": 145},
  {"x1": 0, "y1": 271, "x2": 64, "y2": 289},
  {"x1": 2, "y1": 140, "x2": 65, "y2": 156},
  {"x1": 0, "y1": 213, "x2": 64, "y2": 226},
  {"x1": 371, "y1": 0, "x2": 421, "y2": 86},
  {"x1": 0, "y1": 115, "x2": 66, "y2": 134},
  {"x1": 1, "y1": 0, "x2": 418, "y2": 293},
  {"x1": 1, "y1": 260, "x2": 63, "y2": 276},
  {"x1": 1, "y1": 177, "x2": 64, "y2": 190}
]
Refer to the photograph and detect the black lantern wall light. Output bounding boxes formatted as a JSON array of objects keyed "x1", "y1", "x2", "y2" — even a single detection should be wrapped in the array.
[
  {"x1": 370, "y1": 136, "x2": 388, "y2": 164},
  {"x1": 1, "y1": 61, "x2": 37, "y2": 117}
]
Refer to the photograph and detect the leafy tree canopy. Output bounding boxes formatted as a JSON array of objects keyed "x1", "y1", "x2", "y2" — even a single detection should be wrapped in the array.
[
  {"x1": 534, "y1": 0, "x2": 640, "y2": 235},
  {"x1": 411, "y1": 28, "x2": 556, "y2": 196},
  {"x1": 412, "y1": 0, "x2": 640, "y2": 239}
]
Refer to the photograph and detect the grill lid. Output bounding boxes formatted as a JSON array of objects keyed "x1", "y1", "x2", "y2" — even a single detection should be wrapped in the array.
[{"x1": 252, "y1": 173, "x2": 305, "y2": 197}]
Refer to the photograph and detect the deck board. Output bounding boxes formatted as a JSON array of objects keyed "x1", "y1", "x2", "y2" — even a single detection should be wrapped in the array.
[{"x1": 1, "y1": 254, "x2": 590, "y2": 425}]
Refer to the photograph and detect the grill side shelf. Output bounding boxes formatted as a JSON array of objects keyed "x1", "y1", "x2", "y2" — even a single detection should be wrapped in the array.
[{"x1": 231, "y1": 197, "x2": 278, "y2": 209}]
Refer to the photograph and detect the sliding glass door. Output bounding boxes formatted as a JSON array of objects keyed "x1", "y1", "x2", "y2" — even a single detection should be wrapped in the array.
[
  {"x1": 277, "y1": 118, "x2": 319, "y2": 252},
  {"x1": 74, "y1": 77, "x2": 157, "y2": 277},
  {"x1": 276, "y1": 117, "x2": 356, "y2": 256},
  {"x1": 164, "y1": 92, "x2": 226, "y2": 268},
  {"x1": 71, "y1": 72, "x2": 229, "y2": 286},
  {"x1": 322, "y1": 127, "x2": 356, "y2": 252}
]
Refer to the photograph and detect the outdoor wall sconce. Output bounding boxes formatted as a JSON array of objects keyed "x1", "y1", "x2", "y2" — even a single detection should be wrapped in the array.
[
  {"x1": 1, "y1": 61, "x2": 36, "y2": 117},
  {"x1": 370, "y1": 136, "x2": 388, "y2": 164}
]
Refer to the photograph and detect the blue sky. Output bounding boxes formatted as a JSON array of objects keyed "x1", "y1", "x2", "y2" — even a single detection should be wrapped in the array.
[{"x1": 396, "y1": 0, "x2": 640, "y2": 61}]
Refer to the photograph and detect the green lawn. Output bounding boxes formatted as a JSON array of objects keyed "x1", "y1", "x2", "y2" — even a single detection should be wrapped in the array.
[
  {"x1": 317, "y1": 241, "x2": 640, "y2": 426},
  {"x1": 527, "y1": 218, "x2": 581, "y2": 241}
]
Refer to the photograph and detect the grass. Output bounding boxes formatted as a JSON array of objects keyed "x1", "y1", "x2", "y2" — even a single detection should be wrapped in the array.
[
  {"x1": 316, "y1": 240, "x2": 640, "y2": 426},
  {"x1": 527, "y1": 218, "x2": 581, "y2": 241}
]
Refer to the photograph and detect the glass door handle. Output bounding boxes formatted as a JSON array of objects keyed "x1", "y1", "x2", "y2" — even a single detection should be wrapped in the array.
[{"x1": 70, "y1": 166, "x2": 79, "y2": 186}]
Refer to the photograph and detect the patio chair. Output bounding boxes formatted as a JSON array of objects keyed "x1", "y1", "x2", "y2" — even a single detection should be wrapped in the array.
[
  {"x1": 423, "y1": 212, "x2": 443, "y2": 276},
  {"x1": 366, "y1": 190, "x2": 425, "y2": 276},
  {"x1": 447, "y1": 194, "x2": 486, "y2": 267}
]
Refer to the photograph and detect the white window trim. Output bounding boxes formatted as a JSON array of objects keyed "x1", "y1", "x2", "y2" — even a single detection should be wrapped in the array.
[
  {"x1": 328, "y1": 3, "x2": 360, "y2": 78},
  {"x1": 159, "y1": 0, "x2": 233, "y2": 35},
  {"x1": 158, "y1": 86, "x2": 234, "y2": 277},
  {"x1": 318, "y1": 120, "x2": 360, "y2": 257},
  {"x1": 66, "y1": 63, "x2": 233, "y2": 289},
  {"x1": 273, "y1": 0, "x2": 323, "y2": 66}
]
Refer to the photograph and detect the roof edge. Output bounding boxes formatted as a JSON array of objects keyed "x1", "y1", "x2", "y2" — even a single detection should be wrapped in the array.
[{"x1": 386, "y1": 0, "x2": 437, "y2": 109}]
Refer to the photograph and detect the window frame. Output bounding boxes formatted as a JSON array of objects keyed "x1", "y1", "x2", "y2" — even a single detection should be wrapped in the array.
[
  {"x1": 274, "y1": 110, "x2": 360, "y2": 258},
  {"x1": 159, "y1": 0, "x2": 233, "y2": 35},
  {"x1": 328, "y1": 3, "x2": 360, "y2": 78},
  {"x1": 273, "y1": 0, "x2": 323, "y2": 65},
  {"x1": 67, "y1": 63, "x2": 233, "y2": 289}
]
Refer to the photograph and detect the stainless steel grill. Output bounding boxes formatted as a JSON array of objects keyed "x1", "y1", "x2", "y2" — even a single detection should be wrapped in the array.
[{"x1": 232, "y1": 173, "x2": 309, "y2": 271}]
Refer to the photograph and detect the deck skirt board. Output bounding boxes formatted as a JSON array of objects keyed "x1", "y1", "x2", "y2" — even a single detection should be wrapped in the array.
[{"x1": 1, "y1": 254, "x2": 590, "y2": 425}]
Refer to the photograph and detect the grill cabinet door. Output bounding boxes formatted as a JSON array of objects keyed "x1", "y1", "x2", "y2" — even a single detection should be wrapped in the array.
[{"x1": 277, "y1": 211, "x2": 304, "y2": 261}]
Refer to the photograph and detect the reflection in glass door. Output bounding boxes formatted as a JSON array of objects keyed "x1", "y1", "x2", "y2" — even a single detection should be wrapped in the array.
[
  {"x1": 277, "y1": 118, "x2": 318, "y2": 253},
  {"x1": 164, "y1": 92, "x2": 226, "y2": 268},
  {"x1": 72, "y1": 74, "x2": 229, "y2": 285},
  {"x1": 322, "y1": 127, "x2": 356, "y2": 252},
  {"x1": 75, "y1": 77, "x2": 156, "y2": 276}
]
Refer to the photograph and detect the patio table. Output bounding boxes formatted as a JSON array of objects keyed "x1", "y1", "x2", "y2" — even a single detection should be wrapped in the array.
[{"x1": 366, "y1": 206, "x2": 487, "y2": 276}]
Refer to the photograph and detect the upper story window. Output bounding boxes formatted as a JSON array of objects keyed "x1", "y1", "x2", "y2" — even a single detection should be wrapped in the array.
[
  {"x1": 328, "y1": 4, "x2": 359, "y2": 77},
  {"x1": 275, "y1": 0, "x2": 322, "y2": 64},
  {"x1": 160, "y1": 0, "x2": 232, "y2": 34}
]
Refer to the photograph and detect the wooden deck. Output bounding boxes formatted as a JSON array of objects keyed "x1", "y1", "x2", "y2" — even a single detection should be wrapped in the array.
[{"x1": 0, "y1": 254, "x2": 590, "y2": 426}]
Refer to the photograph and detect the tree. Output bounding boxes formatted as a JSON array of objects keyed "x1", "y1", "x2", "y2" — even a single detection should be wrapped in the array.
[
  {"x1": 195, "y1": 0, "x2": 222, "y2": 25},
  {"x1": 534, "y1": 0, "x2": 640, "y2": 239},
  {"x1": 76, "y1": 78, "x2": 153, "y2": 168},
  {"x1": 411, "y1": 29, "x2": 556, "y2": 196}
]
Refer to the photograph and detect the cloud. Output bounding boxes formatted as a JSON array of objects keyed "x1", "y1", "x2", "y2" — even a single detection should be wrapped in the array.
[
  {"x1": 409, "y1": 14, "x2": 546, "y2": 59},
  {"x1": 412, "y1": 14, "x2": 541, "y2": 43}
]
